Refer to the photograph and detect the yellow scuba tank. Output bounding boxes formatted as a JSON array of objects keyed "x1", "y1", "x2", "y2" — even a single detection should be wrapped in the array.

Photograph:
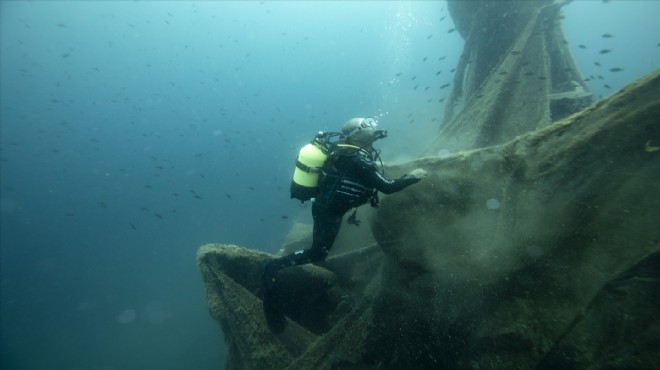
[
  {"x1": 290, "y1": 131, "x2": 346, "y2": 201},
  {"x1": 290, "y1": 141, "x2": 328, "y2": 201}
]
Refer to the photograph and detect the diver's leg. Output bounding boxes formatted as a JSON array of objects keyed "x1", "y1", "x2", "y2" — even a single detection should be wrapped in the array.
[
  {"x1": 264, "y1": 203, "x2": 342, "y2": 274},
  {"x1": 261, "y1": 204, "x2": 343, "y2": 332}
]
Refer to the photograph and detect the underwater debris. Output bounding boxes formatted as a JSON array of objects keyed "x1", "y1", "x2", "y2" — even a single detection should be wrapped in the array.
[{"x1": 645, "y1": 140, "x2": 659, "y2": 152}]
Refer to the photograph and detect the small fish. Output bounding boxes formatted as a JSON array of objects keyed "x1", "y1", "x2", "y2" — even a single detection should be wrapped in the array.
[
  {"x1": 447, "y1": 28, "x2": 455, "y2": 33},
  {"x1": 602, "y1": 33, "x2": 614, "y2": 38},
  {"x1": 599, "y1": 49, "x2": 611, "y2": 54},
  {"x1": 57, "y1": 23, "x2": 66, "y2": 28},
  {"x1": 194, "y1": 195, "x2": 202, "y2": 200},
  {"x1": 427, "y1": 34, "x2": 433, "y2": 40},
  {"x1": 440, "y1": 16, "x2": 446, "y2": 21},
  {"x1": 411, "y1": 76, "x2": 417, "y2": 80},
  {"x1": 424, "y1": 86, "x2": 430, "y2": 91},
  {"x1": 594, "y1": 62, "x2": 601, "y2": 66},
  {"x1": 130, "y1": 223, "x2": 137, "y2": 230},
  {"x1": 422, "y1": 57, "x2": 428, "y2": 62},
  {"x1": 609, "y1": 67, "x2": 623, "y2": 72},
  {"x1": 225, "y1": 194, "x2": 231, "y2": 198},
  {"x1": 440, "y1": 83, "x2": 450, "y2": 89},
  {"x1": 395, "y1": 72, "x2": 402, "y2": 76},
  {"x1": 154, "y1": 213, "x2": 163, "y2": 219},
  {"x1": 511, "y1": 51, "x2": 521, "y2": 55},
  {"x1": 578, "y1": 44, "x2": 586, "y2": 49},
  {"x1": 435, "y1": 71, "x2": 442, "y2": 75},
  {"x1": 604, "y1": 84, "x2": 611, "y2": 89},
  {"x1": 281, "y1": 216, "x2": 289, "y2": 219},
  {"x1": 438, "y1": 97, "x2": 446, "y2": 103},
  {"x1": 438, "y1": 56, "x2": 447, "y2": 61}
]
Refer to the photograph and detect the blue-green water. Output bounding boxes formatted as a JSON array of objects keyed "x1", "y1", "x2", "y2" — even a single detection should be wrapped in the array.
[{"x1": 1, "y1": 1, "x2": 658, "y2": 369}]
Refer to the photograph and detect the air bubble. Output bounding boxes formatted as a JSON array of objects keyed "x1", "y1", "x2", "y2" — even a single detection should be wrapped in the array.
[{"x1": 486, "y1": 198, "x2": 501, "y2": 210}]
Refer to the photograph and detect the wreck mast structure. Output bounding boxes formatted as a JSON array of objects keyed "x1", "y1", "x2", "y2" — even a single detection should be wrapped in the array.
[{"x1": 429, "y1": 0, "x2": 592, "y2": 153}]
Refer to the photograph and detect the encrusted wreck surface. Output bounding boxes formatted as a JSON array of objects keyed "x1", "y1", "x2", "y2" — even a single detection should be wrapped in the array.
[{"x1": 198, "y1": 69, "x2": 660, "y2": 369}]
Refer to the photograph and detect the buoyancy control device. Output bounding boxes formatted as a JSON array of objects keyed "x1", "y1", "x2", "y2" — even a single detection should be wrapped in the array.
[{"x1": 290, "y1": 131, "x2": 344, "y2": 202}]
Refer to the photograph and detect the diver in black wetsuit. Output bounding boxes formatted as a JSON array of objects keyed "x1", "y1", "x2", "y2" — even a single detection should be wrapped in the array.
[{"x1": 261, "y1": 117, "x2": 428, "y2": 332}]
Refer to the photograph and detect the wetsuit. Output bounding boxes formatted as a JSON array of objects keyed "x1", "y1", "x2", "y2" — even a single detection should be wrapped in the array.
[{"x1": 270, "y1": 144, "x2": 420, "y2": 269}]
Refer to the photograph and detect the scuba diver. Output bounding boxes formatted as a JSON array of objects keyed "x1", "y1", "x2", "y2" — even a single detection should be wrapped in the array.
[{"x1": 261, "y1": 117, "x2": 428, "y2": 332}]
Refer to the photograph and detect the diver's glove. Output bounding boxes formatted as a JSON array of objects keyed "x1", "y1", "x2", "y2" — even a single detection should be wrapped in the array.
[{"x1": 407, "y1": 168, "x2": 428, "y2": 179}]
